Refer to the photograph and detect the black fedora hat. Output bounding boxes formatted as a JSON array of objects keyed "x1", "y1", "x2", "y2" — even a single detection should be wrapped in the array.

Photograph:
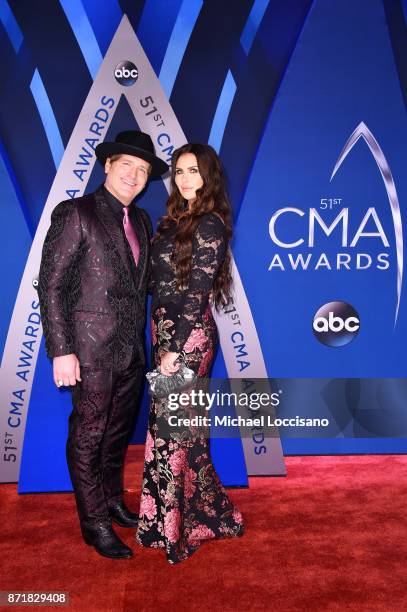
[{"x1": 95, "y1": 130, "x2": 169, "y2": 178}]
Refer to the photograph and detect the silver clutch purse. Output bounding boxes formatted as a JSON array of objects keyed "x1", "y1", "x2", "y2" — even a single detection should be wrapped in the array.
[{"x1": 145, "y1": 363, "x2": 197, "y2": 398}]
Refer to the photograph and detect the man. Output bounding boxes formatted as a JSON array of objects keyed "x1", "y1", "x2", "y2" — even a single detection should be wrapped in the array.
[{"x1": 38, "y1": 131, "x2": 168, "y2": 559}]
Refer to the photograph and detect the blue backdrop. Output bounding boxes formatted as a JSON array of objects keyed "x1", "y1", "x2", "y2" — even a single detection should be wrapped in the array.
[{"x1": 0, "y1": 0, "x2": 406, "y2": 492}]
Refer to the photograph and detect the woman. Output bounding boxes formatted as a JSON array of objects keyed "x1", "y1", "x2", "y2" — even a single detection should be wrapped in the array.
[{"x1": 136, "y1": 144, "x2": 244, "y2": 564}]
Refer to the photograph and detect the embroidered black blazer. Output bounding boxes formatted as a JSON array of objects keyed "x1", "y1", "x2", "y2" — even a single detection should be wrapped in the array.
[{"x1": 38, "y1": 186, "x2": 152, "y2": 369}]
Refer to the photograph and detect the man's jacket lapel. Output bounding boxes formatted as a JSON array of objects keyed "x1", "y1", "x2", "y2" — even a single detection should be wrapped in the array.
[
  {"x1": 130, "y1": 207, "x2": 149, "y2": 291},
  {"x1": 93, "y1": 187, "x2": 136, "y2": 293}
]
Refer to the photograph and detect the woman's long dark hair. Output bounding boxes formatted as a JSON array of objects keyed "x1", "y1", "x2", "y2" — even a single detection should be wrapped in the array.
[{"x1": 155, "y1": 143, "x2": 233, "y2": 309}]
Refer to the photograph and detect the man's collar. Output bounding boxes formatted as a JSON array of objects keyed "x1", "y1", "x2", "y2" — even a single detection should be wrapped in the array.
[{"x1": 103, "y1": 185, "x2": 134, "y2": 216}]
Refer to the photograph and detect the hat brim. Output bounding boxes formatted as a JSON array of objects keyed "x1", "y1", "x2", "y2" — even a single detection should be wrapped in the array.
[{"x1": 95, "y1": 142, "x2": 169, "y2": 179}]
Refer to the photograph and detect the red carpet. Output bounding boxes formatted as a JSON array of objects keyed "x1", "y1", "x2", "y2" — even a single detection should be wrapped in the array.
[{"x1": 1, "y1": 448, "x2": 406, "y2": 611}]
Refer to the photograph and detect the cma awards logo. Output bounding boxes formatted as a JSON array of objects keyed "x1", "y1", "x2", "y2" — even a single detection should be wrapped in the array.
[
  {"x1": 268, "y1": 122, "x2": 403, "y2": 325},
  {"x1": 114, "y1": 60, "x2": 139, "y2": 86}
]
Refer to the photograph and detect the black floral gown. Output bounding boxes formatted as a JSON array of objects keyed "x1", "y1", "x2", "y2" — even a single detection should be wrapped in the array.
[{"x1": 136, "y1": 213, "x2": 244, "y2": 564}]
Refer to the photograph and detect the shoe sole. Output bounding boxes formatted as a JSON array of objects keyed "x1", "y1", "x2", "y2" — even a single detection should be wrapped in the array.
[
  {"x1": 83, "y1": 540, "x2": 133, "y2": 559},
  {"x1": 93, "y1": 548, "x2": 133, "y2": 559}
]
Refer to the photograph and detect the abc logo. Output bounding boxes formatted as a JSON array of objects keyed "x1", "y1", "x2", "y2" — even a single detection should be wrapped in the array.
[
  {"x1": 313, "y1": 301, "x2": 360, "y2": 347},
  {"x1": 114, "y1": 61, "x2": 138, "y2": 86}
]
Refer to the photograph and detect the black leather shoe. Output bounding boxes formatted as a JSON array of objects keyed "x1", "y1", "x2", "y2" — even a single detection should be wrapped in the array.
[
  {"x1": 108, "y1": 499, "x2": 138, "y2": 528},
  {"x1": 81, "y1": 522, "x2": 133, "y2": 559}
]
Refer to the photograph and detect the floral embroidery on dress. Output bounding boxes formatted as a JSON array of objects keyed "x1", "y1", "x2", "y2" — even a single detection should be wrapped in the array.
[{"x1": 136, "y1": 214, "x2": 244, "y2": 564}]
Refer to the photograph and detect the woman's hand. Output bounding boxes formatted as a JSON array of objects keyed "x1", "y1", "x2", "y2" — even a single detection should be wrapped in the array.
[{"x1": 160, "y1": 351, "x2": 181, "y2": 376}]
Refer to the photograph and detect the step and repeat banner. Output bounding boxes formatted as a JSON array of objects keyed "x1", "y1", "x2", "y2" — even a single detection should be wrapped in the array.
[{"x1": 0, "y1": 0, "x2": 406, "y2": 491}]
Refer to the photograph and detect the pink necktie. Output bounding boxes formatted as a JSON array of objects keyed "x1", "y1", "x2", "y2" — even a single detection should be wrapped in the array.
[{"x1": 123, "y1": 206, "x2": 140, "y2": 265}]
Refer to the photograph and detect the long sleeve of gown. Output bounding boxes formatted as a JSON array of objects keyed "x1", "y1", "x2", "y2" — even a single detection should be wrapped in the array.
[{"x1": 168, "y1": 214, "x2": 227, "y2": 353}]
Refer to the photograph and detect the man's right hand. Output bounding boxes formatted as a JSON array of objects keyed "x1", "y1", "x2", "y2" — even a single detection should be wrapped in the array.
[{"x1": 53, "y1": 354, "x2": 81, "y2": 387}]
